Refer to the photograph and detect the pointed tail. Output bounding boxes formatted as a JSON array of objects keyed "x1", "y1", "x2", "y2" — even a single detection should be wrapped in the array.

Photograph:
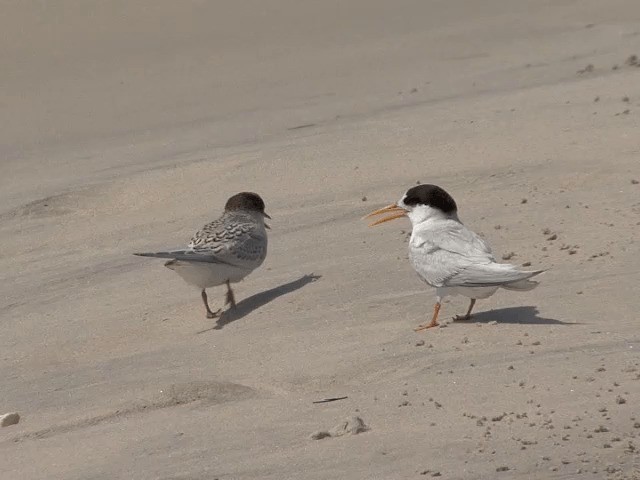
[{"x1": 501, "y1": 270, "x2": 545, "y2": 291}]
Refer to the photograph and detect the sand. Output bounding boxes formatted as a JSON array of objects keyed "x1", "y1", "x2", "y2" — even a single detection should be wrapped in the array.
[{"x1": 1, "y1": 1, "x2": 639, "y2": 478}]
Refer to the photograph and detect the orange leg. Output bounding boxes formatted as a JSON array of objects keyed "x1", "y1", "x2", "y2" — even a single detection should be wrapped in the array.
[
  {"x1": 454, "y1": 299, "x2": 476, "y2": 321},
  {"x1": 414, "y1": 302, "x2": 441, "y2": 332}
]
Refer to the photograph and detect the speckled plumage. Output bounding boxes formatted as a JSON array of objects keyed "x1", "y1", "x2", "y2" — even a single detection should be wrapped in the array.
[
  {"x1": 188, "y1": 211, "x2": 267, "y2": 266},
  {"x1": 134, "y1": 192, "x2": 269, "y2": 318}
]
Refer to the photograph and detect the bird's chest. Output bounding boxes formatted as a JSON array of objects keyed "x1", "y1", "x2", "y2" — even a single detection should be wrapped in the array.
[
  {"x1": 409, "y1": 232, "x2": 437, "y2": 256},
  {"x1": 408, "y1": 235, "x2": 437, "y2": 269}
]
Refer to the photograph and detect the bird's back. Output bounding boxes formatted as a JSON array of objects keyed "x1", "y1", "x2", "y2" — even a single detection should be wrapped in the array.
[
  {"x1": 189, "y1": 211, "x2": 268, "y2": 271},
  {"x1": 408, "y1": 217, "x2": 542, "y2": 289}
]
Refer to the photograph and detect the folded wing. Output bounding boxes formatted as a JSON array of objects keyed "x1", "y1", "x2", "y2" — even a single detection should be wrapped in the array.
[{"x1": 410, "y1": 219, "x2": 543, "y2": 288}]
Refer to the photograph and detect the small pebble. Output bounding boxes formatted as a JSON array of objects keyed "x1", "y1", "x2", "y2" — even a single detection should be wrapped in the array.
[
  {"x1": 321, "y1": 416, "x2": 369, "y2": 438},
  {"x1": 0, "y1": 412, "x2": 20, "y2": 427}
]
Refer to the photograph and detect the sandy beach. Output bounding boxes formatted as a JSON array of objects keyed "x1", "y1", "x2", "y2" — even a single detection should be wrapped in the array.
[{"x1": 1, "y1": 1, "x2": 639, "y2": 478}]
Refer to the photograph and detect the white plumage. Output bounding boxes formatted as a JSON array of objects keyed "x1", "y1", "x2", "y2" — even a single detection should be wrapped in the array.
[{"x1": 366, "y1": 184, "x2": 543, "y2": 330}]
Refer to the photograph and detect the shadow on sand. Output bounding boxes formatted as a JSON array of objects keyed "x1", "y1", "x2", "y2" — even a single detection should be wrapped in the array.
[
  {"x1": 458, "y1": 305, "x2": 575, "y2": 326},
  {"x1": 197, "y1": 274, "x2": 321, "y2": 333}
]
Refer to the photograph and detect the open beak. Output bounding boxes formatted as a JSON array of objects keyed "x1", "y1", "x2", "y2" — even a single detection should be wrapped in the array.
[
  {"x1": 263, "y1": 212, "x2": 271, "y2": 229},
  {"x1": 363, "y1": 204, "x2": 407, "y2": 226}
]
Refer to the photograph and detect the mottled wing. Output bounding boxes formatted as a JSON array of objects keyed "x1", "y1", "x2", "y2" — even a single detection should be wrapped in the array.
[{"x1": 188, "y1": 214, "x2": 267, "y2": 268}]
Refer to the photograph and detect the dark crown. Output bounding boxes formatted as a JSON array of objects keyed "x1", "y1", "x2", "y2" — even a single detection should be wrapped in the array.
[
  {"x1": 225, "y1": 192, "x2": 266, "y2": 213},
  {"x1": 403, "y1": 184, "x2": 457, "y2": 213}
]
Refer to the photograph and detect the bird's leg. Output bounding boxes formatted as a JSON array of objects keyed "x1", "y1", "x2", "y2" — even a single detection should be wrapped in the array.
[
  {"x1": 415, "y1": 302, "x2": 441, "y2": 331},
  {"x1": 454, "y1": 299, "x2": 476, "y2": 321},
  {"x1": 225, "y1": 280, "x2": 237, "y2": 309},
  {"x1": 201, "y1": 289, "x2": 221, "y2": 319}
]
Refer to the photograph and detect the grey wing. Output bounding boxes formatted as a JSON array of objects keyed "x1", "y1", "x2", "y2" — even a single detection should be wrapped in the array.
[
  {"x1": 189, "y1": 218, "x2": 267, "y2": 267},
  {"x1": 133, "y1": 249, "x2": 238, "y2": 265},
  {"x1": 410, "y1": 221, "x2": 497, "y2": 287},
  {"x1": 412, "y1": 221, "x2": 543, "y2": 288},
  {"x1": 445, "y1": 263, "x2": 544, "y2": 287}
]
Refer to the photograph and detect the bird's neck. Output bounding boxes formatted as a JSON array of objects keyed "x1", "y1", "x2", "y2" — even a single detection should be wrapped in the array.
[{"x1": 407, "y1": 206, "x2": 460, "y2": 228}]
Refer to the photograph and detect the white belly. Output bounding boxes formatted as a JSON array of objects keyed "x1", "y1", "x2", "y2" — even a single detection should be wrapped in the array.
[
  {"x1": 165, "y1": 260, "x2": 251, "y2": 289},
  {"x1": 441, "y1": 285, "x2": 499, "y2": 300}
]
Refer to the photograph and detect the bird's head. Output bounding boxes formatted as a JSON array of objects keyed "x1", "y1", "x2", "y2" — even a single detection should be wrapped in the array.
[
  {"x1": 364, "y1": 184, "x2": 458, "y2": 227},
  {"x1": 225, "y1": 192, "x2": 271, "y2": 228}
]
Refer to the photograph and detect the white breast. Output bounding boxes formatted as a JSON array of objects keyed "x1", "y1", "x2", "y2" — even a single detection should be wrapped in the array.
[{"x1": 165, "y1": 261, "x2": 251, "y2": 289}]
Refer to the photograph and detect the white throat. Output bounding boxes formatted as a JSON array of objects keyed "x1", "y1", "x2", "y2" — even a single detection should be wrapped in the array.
[{"x1": 404, "y1": 204, "x2": 459, "y2": 227}]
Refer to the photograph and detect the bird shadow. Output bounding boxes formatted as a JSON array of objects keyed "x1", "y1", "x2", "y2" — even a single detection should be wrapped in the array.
[
  {"x1": 196, "y1": 274, "x2": 321, "y2": 333},
  {"x1": 457, "y1": 306, "x2": 575, "y2": 326}
]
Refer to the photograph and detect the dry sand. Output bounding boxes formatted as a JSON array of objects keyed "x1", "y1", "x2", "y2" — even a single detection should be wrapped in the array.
[{"x1": 1, "y1": 1, "x2": 640, "y2": 478}]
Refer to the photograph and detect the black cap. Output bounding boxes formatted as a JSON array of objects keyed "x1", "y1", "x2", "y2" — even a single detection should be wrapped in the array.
[{"x1": 403, "y1": 184, "x2": 457, "y2": 214}]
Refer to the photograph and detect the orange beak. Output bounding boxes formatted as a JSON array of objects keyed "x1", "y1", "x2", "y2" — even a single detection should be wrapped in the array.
[{"x1": 363, "y1": 204, "x2": 407, "y2": 226}]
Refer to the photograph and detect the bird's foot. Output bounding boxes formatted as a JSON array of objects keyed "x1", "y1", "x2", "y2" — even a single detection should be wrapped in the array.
[
  {"x1": 225, "y1": 291, "x2": 236, "y2": 309},
  {"x1": 206, "y1": 308, "x2": 222, "y2": 319},
  {"x1": 224, "y1": 281, "x2": 237, "y2": 309},
  {"x1": 414, "y1": 321, "x2": 439, "y2": 332},
  {"x1": 453, "y1": 314, "x2": 472, "y2": 322}
]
